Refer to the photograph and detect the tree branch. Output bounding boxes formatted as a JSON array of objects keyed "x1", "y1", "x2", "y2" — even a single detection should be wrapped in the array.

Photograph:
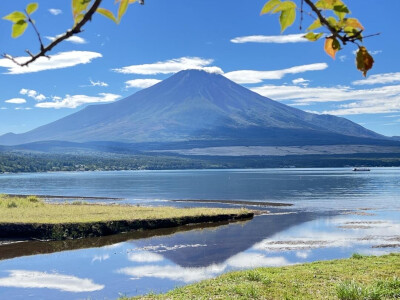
[
  {"x1": 2, "y1": 0, "x2": 103, "y2": 67},
  {"x1": 303, "y1": 0, "x2": 347, "y2": 44}
]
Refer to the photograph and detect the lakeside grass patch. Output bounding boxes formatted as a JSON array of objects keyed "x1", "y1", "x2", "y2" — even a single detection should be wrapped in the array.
[
  {"x1": 0, "y1": 194, "x2": 250, "y2": 224},
  {"x1": 127, "y1": 253, "x2": 400, "y2": 300}
]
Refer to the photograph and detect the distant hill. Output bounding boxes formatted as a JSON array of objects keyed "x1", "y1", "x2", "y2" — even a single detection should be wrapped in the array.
[{"x1": 0, "y1": 69, "x2": 395, "y2": 154}]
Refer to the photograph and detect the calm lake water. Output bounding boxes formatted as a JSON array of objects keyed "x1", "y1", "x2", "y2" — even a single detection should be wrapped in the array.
[{"x1": 0, "y1": 168, "x2": 399, "y2": 299}]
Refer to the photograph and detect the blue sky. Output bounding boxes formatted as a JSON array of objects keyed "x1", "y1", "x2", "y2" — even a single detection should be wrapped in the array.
[{"x1": 1, "y1": 0, "x2": 400, "y2": 137}]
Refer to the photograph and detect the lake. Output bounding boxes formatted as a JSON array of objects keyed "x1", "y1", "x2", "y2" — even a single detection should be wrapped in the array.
[{"x1": 0, "y1": 168, "x2": 399, "y2": 299}]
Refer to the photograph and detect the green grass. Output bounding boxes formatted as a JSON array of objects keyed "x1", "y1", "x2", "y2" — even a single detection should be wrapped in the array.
[
  {"x1": 0, "y1": 195, "x2": 250, "y2": 224},
  {"x1": 125, "y1": 253, "x2": 400, "y2": 300}
]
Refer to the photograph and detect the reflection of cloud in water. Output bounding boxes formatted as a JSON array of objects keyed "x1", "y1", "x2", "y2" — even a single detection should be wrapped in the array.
[
  {"x1": 0, "y1": 270, "x2": 104, "y2": 292},
  {"x1": 118, "y1": 252, "x2": 289, "y2": 283},
  {"x1": 128, "y1": 251, "x2": 164, "y2": 262},
  {"x1": 295, "y1": 251, "x2": 310, "y2": 259},
  {"x1": 226, "y1": 252, "x2": 288, "y2": 268},
  {"x1": 118, "y1": 264, "x2": 224, "y2": 283},
  {"x1": 132, "y1": 243, "x2": 207, "y2": 253},
  {"x1": 253, "y1": 216, "x2": 400, "y2": 252},
  {"x1": 92, "y1": 254, "x2": 110, "y2": 263}
]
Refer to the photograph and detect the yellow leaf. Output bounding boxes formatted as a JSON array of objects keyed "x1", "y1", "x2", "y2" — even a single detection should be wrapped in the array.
[
  {"x1": 260, "y1": 0, "x2": 281, "y2": 15},
  {"x1": 279, "y1": 7, "x2": 296, "y2": 33},
  {"x1": 324, "y1": 37, "x2": 339, "y2": 59},
  {"x1": 97, "y1": 7, "x2": 117, "y2": 23},
  {"x1": 345, "y1": 18, "x2": 364, "y2": 30},
  {"x1": 26, "y1": 3, "x2": 38, "y2": 15},
  {"x1": 117, "y1": 0, "x2": 129, "y2": 23},
  {"x1": 356, "y1": 46, "x2": 374, "y2": 77},
  {"x1": 307, "y1": 19, "x2": 321, "y2": 31}
]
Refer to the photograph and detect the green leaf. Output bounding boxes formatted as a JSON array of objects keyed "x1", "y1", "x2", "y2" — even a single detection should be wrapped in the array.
[
  {"x1": 279, "y1": 7, "x2": 295, "y2": 33},
  {"x1": 12, "y1": 20, "x2": 28, "y2": 38},
  {"x1": 315, "y1": 0, "x2": 333, "y2": 10},
  {"x1": 333, "y1": 4, "x2": 349, "y2": 13},
  {"x1": 26, "y1": 3, "x2": 38, "y2": 15},
  {"x1": 3, "y1": 11, "x2": 26, "y2": 23},
  {"x1": 303, "y1": 32, "x2": 324, "y2": 41},
  {"x1": 260, "y1": 0, "x2": 281, "y2": 15},
  {"x1": 332, "y1": 38, "x2": 341, "y2": 50},
  {"x1": 96, "y1": 7, "x2": 117, "y2": 23},
  {"x1": 273, "y1": 1, "x2": 296, "y2": 13},
  {"x1": 327, "y1": 16, "x2": 338, "y2": 29},
  {"x1": 72, "y1": 0, "x2": 91, "y2": 21},
  {"x1": 333, "y1": 4, "x2": 349, "y2": 20},
  {"x1": 307, "y1": 19, "x2": 321, "y2": 31}
]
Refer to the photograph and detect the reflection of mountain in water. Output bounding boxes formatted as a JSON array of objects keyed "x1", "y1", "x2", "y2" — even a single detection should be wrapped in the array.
[{"x1": 131, "y1": 211, "x2": 320, "y2": 267}]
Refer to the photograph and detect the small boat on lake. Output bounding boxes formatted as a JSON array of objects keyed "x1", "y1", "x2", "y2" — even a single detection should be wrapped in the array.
[{"x1": 352, "y1": 167, "x2": 371, "y2": 171}]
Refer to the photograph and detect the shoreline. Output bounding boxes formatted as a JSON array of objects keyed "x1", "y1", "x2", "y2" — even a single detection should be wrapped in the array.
[
  {"x1": 3, "y1": 194, "x2": 294, "y2": 207},
  {"x1": 172, "y1": 199, "x2": 293, "y2": 207},
  {"x1": 4, "y1": 194, "x2": 123, "y2": 201},
  {"x1": 0, "y1": 212, "x2": 254, "y2": 241}
]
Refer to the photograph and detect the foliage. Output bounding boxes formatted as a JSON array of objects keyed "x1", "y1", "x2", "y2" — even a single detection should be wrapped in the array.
[
  {"x1": 123, "y1": 254, "x2": 400, "y2": 299},
  {"x1": 261, "y1": 0, "x2": 376, "y2": 76},
  {"x1": 1, "y1": 152, "x2": 400, "y2": 173},
  {"x1": 1, "y1": 0, "x2": 143, "y2": 67}
]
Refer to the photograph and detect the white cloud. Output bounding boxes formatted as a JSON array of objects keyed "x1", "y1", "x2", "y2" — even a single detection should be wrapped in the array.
[
  {"x1": 113, "y1": 57, "x2": 223, "y2": 75},
  {"x1": 231, "y1": 34, "x2": 308, "y2": 44},
  {"x1": 224, "y1": 63, "x2": 328, "y2": 84},
  {"x1": 251, "y1": 84, "x2": 400, "y2": 115},
  {"x1": 339, "y1": 55, "x2": 347, "y2": 62},
  {"x1": 15, "y1": 107, "x2": 32, "y2": 110},
  {"x1": 36, "y1": 93, "x2": 121, "y2": 109},
  {"x1": 20, "y1": 89, "x2": 46, "y2": 101},
  {"x1": 48, "y1": 8, "x2": 62, "y2": 15},
  {"x1": 0, "y1": 51, "x2": 102, "y2": 74},
  {"x1": 46, "y1": 35, "x2": 87, "y2": 44},
  {"x1": 5, "y1": 98, "x2": 26, "y2": 104},
  {"x1": 90, "y1": 79, "x2": 108, "y2": 87},
  {"x1": 0, "y1": 107, "x2": 7, "y2": 110},
  {"x1": 0, "y1": 270, "x2": 104, "y2": 292},
  {"x1": 125, "y1": 79, "x2": 161, "y2": 89},
  {"x1": 352, "y1": 72, "x2": 400, "y2": 86},
  {"x1": 292, "y1": 78, "x2": 310, "y2": 86}
]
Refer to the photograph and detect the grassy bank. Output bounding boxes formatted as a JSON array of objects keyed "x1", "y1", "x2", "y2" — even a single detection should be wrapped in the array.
[
  {"x1": 0, "y1": 195, "x2": 252, "y2": 240},
  {"x1": 127, "y1": 254, "x2": 400, "y2": 300}
]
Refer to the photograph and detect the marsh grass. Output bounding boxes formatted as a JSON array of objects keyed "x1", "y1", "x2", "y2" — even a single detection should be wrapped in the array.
[
  {"x1": 336, "y1": 277, "x2": 400, "y2": 300},
  {"x1": 129, "y1": 254, "x2": 400, "y2": 300},
  {"x1": 0, "y1": 195, "x2": 249, "y2": 224}
]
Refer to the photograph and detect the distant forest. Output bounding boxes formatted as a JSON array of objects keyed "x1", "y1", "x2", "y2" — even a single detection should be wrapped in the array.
[{"x1": 1, "y1": 152, "x2": 400, "y2": 173}]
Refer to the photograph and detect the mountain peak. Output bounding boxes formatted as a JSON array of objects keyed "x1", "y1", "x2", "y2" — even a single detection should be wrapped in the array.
[{"x1": 0, "y1": 69, "x2": 384, "y2": 146}]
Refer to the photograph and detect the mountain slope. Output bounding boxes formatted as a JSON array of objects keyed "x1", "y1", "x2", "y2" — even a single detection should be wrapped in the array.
[{"x1": 0, "y1": 69, "x2": 385, "y2": 146}]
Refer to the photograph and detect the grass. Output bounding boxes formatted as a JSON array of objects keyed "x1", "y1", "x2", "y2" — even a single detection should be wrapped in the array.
[
  {"x1": 0, "y1": 194, "x2": 250, "y2": 224},
  {"x1": 124, "y1": 253, "x2": 400, "y2": 300}
]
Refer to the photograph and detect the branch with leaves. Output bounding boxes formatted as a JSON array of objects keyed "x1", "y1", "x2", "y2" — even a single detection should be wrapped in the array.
[
  {"x1": 260, "y1": 0, "x2": 377, "y2": 76},
  {"x1": 2, "y1": 0, "x2": 143, "y2": 67}
]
